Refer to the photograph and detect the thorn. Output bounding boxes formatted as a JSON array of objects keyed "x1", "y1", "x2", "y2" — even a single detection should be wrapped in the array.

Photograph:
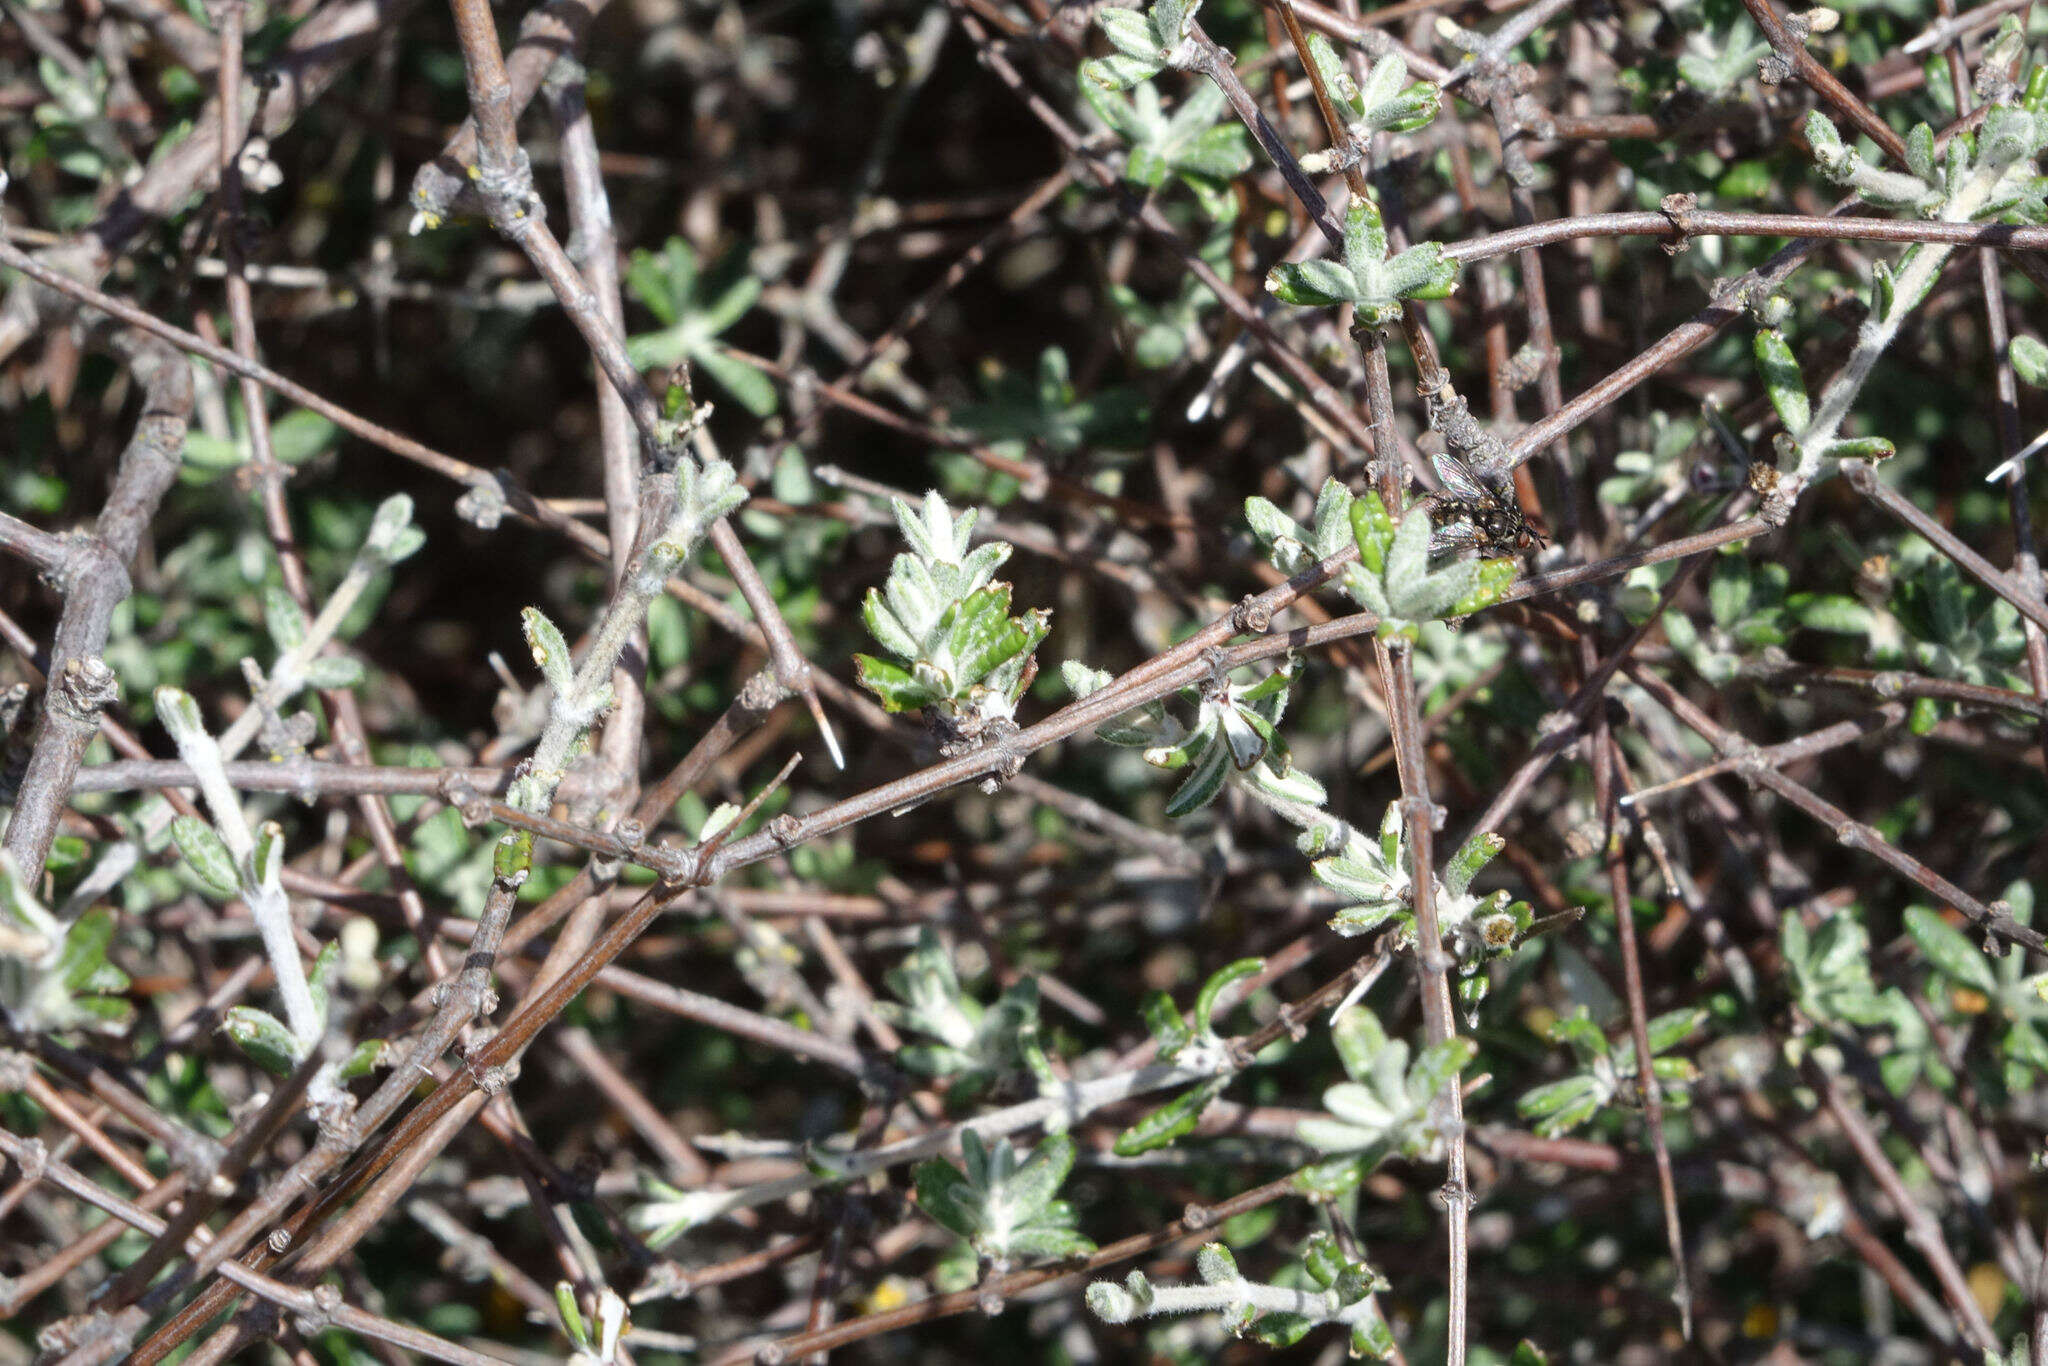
[
  {"x1": 1984, "y1": 424, "x2": 2048, "y2": 483},
  {"x1": 804, "y1": 687, "x2": 845, "y2": 770}
]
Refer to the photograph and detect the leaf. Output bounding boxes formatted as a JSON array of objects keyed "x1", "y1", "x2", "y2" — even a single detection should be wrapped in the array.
[
  {"x1": 695, "y1": 348, "x2": 779, "y2": 417},
  {"x1": 1411, "y1": 1037, "x2": 1477, "y2": 1101},
  {"x1": 172, "y1": 816, "x2": 241, "y2": 898},
  {"x1": 1193, "y1": 957, "x2": 1263, "y2": 1036},
  {"x1": 1444, "y1": 830, "x2": 1503, "y2": 898},
  {"x1": 1142, "y1": 989, "x2": 1193, "y2": 1056},
  {"x1": 222, "y1": 1005, "x2": 303, "y2": 1075},
  {"x1": 521, "y1": 607, "x2": 576, "y2": 697},
  {"x1": 301, "y1": 655, "x2": 365, "y2": 691},
  {"x1": 944, "y1": 584, "x2": 1031, "y2": 689},
  {"x1": 1097, "y1": 7, "x2": 1161, "y2": 62},
  {"x1": 338, "y1": 1038, "x2": 385, "y2": 1080},
  {"x1": 264, "y1": 585, "x2": 308, "y2": 655},
  {"x1": 56, "y1": 909, "x2": 127, "y2": 998},
  {"x1": 912, "y1": 1156, "x2": 980, "y2": 1241},
  {"x1": 1350, "y1": 491, "x2": 1395, "y2": 574},
  {"x1": 1820, "y1": 436, "x2": 1896, "y2": 462},
  {"x1": 250, "y1": 821, "x2": 285, "y2": 891},
  {"x1": 1004, "y1": 1133, "x2": 1077, "y2": 1218},
  {"x1": 1114, "y1": 1076, "x2": 1229, "y2": 1155},
  {"x1": 1082, "y1": 53, "x2": 1161, "y2": 92},
  {"x1": 1516, "y1": 1075, "x2": 1599, "y2": 1120},
  {"x1": 1383, "y1": 503, "x2": 1431, "y2": 604},
  {"x1": 1791, "y1": 594, "x2": 1872, "y2": 635},
  {"x1": 1244, "y1": 496, "x2": 1305, "y2": 553},
  {"x1": 1904, "y1": 121, "x2": 1935, "y2": 182},
  {"x1": 1343, "y1": 196, "x2": 1387, "y2": 270},
  {"x1": 853, "y1": 654, "x2": 936, "y2": 712},
  {"x1": 1163, "y1": 732, "x2": 1232, "y2": 817},
  {"x1": 1080, "y1": 76, "x2": 1146, "y2": 141},
  {"x1": 625, "y1": 239, "x2": 693, "y2": 327},
  {"x1": 362, "y1": 494, "x2": 425, "y2": 566},
  {"x1": 1754, "y1": 328, "x2": 1809, "y2": 434},
  {"x1": 1305, "y1": 34, "x2": 1360, "y2": 117},
  {"x1": 154, "y1": 686, "x2": 208, "y2": 751},
  {"x1": 1905, "y1": 906, "x2": 1998, "y2": 993},
  {"x1": 1330, "y1": 1008, "x2": 1388, "y2": 1081},
  {"x1": 1265, "y1": 259, "x2": 1359, "y2": 307},
  {"x1": 1378, "y1": 243, "x2": 1458, "y2": 306},
  {"x1": 1169, "y1": 128, "x2": 1250, "y2": 185},
  {"x1": 1645, "y1": 1007, "x2": 1706, "y2": 1054},
  {"x1": 2013, "y1": 335, "x2": 2048, "y2": 389},
  {"x1": 268, "y1": 410, "x2": 338, "y2": 465},
  {"x1": 1005, "y1": 1226, "x2": 1096, "y2": 1259}
]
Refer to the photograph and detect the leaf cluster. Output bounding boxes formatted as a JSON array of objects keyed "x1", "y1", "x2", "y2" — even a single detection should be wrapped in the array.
[{"x1": 855, "y1": 492, "x2": 1050, "y2": 725}]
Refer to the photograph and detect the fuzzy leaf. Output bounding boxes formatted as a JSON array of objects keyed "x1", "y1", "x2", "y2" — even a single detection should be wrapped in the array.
[
  {"x1": 521, "y1": 607, "x2": 576, "y2": 698},
  {"x1": 301, "y1": 655, "x2": 365, "y2": 691},
  {"x1": 1193, "y1": 957, "x2": 1263, "y2": 1037},
  {"x1": 853, "y1": 654, "x2": 937, "y2": 712},
  {"x1": 222, "y1": 1005, "x2": 303, "y2": 1075},
  {"x1": 1163, "y1": 734, "x2": 1232, "y2": 817},
  {"x1": 1754, "y1": 328, "x2": 1809, "y2": 434},
  {"x1": 2013, "y1": 335, "x2": 2048, "y2": 389},
  {"x1": 1265, "y1": 259, "x2": 1360, "y2": 307},
  {"x1": 1114, "y1": 1076, "x2": 1229, "y2": 1156},
  {"x1": 1905, "y1": 906, "x2": 1998, "y2": 994},
  {"x1": 172, "y1": 816, "x2": 241, "y2": 898}
]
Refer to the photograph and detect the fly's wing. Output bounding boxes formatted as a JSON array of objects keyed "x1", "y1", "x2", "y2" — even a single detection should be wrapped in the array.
[
  {"x1": 1429, "y1": 516, "x2": 1488, "y2": 555},
  {"x1": 1432, "y1": 451, "x2": 1488, "y2": 501}
]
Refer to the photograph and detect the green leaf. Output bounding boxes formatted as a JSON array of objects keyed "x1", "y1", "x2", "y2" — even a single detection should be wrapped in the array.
[
  {"x1": 1791, "y1": 594, "x2": 1872, "y2": 634},
  {"x1": 1822, "y1": 436, "x2": 1896, "y2": 462},
  {"x1": 1383, "y1": 503, "x2": 1431, "y2": 602},
  {"x1": 1411, "y1": 1036, "x2": 1476, "y2": 1100},
  {"x1": 301, "y1": 655, "x2": 365, "y2": 690},
  {"x1": 1163, "y1": 733, "x2": 1232, "y2": 817},
  {"x1": 1645, "y1": 1007, "x2": 1706, "y2": 1054},
  {"x1": 695, "y1": 348, "x2": 779, "y2": 417},
  {"x1": 912, "y1": 1156, "x2": 980, "y2": 1241},
  {"x1": 264, "y1": 585, "x2": 308, "y2": 655},
  {"x1": 250, "y1": 821, "x2": 285, "y2": 890},
  {"x1": 1905, "y1": 906, "x2": 1998, "y2": 993},
  {"x1": 2013, "y1": 335, "x2": 2048, "y2": 389},
  {"x1": 1343, "y1": 196, "x2": 1386, "y2": 269},
  {"x1": 1114, "y1": 1076, "x2": 1229, "y2": 1156},
  {"x1": 306, "y1": 940, "x2": 340, "y2": 1024},
  {"x1": 945, "y1": 584, "x2": 1031, "y2": 689},
  {"x1": 1444, "y1": 831, "x2": 1502, "y2": 898},
  {"x1": 268, "y1": 410, "x2": 338, "y2": 465},
  {"x1": 1330, "y1": 1008, "x2": 1387, "y2": 1081},
  {"x1": 854, "y1": 654, "x2": 937, "y2": 712},
  {"x1": 1193, "y1": 957, "x2": 1263, "y2": 1036},
  {"x1": 222, "y1": 1005, "x2": 303, "y2": 1075},
  {"x1": 1004, "y1": 1133, "x2": 1076, "y2": 1217},
  {"x1": 1097, "y1": 6, "x2": 1161, "y2": 62},
  {"x1": 521, "y1": 607, "x2": 575, "y2": 698},
  {"x1": 1142, "y1": 990, "x2": 1193, "y2": 1056},
  {"x1": 1754, "y1": 328, "x2": 1809, "y2": 434},
  {"x1": 1006, "y1": 1226, "x2": 1096, "y2": 1260},
  {"x1": 1349, "y1": 492, "x2": 1395, "y2": 574},
  {"x1": 55, "y1": 908, "x2": 127, "y2": 998},
  {"x1": 1265, "y1": 259, "x2": 1359, "y2": 307},
  {"x1": 171, "y1": 816, "x2": 240, "y2": 898},
  {"x1": 338, "y1": 1039, "x2": 386, "y2": 1080},
  {"x1": 1517, "y1": 1075, "x2": 1599, "y2": 1120}
]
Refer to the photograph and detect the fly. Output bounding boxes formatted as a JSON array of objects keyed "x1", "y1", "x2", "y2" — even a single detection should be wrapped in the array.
[{"x1": 1423, "y1": 452, "x2": 1547, "y2": 559}]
